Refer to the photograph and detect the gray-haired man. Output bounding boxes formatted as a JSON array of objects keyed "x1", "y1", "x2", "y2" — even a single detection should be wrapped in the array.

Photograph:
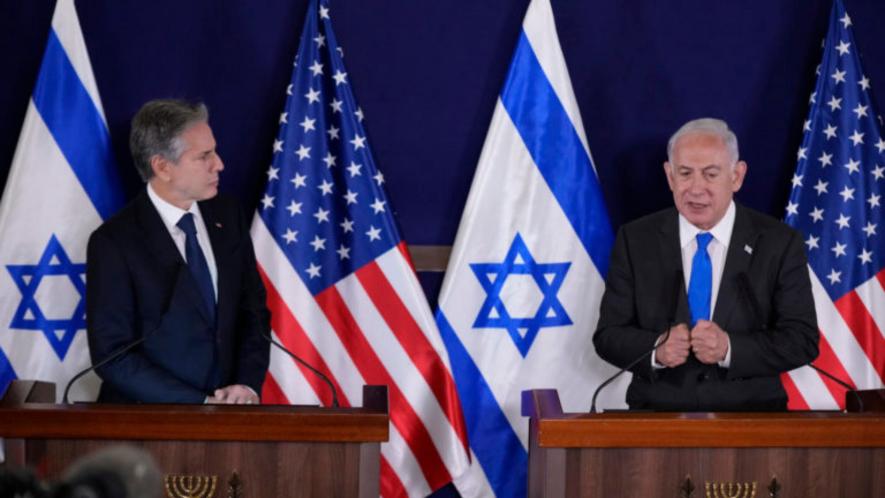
[
  {"x1": 87, "y1": 99, "x2": 269, "y2": 404},
  {"x1": 594, "y1": 118, "x2": 818, "y2": 411}
]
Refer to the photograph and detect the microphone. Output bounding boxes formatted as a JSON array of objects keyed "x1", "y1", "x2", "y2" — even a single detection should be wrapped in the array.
[
  {"x1": 737, "y1": 272, "x2": 862, "y2": 412},
  {"x1": 0, "y1": 446, "x2": 161, "y2": 498},
  {"x1": 65, "y1": 265, "x2": 194, "y2": 404},
  {"x1": 63, "y1": 335, "x2": 148, "y2": 405},
  {"x1": 55, "y1": 445, "x2": 162, "y2": 498},
  {"x1": 590, "y1": 270, "x2": 683, "y2": 413},
  {"x1": 259, "y1": 331, "x2": 340, "y2": 408},
  {"x1": 0, "y1": 466, "x2": 51, "y2": 498}
]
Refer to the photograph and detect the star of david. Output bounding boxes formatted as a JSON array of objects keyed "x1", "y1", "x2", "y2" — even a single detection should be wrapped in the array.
[
  {"x1": 6, "y1": 235, "x2": 86, "y2": 360},
  {"x1": 470, "y1": 233, "x2": 572, "y2": 357}
]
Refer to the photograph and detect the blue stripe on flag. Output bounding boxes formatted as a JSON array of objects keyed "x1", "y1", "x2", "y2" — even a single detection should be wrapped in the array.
[
  {"x1": 436, "y1": 311, "x2": 527, "y2": 497},
  {"x1": 32, "y1": 30, "x2": 123, "y2": 220},
  {"x1": 500, "y1": 31, "x2": 613, "y2": 276},
  {"x1": 0, "y1": 347, "x2": 17, "y2": 396}
]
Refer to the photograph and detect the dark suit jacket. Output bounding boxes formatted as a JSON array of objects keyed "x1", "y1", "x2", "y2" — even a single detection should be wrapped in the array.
[
  {"x1": 593, "y1": 204, "x2": 818, "y2": 411},
  {"x1": 86, "y1": 191, "x2": 270, "y2": 403}
]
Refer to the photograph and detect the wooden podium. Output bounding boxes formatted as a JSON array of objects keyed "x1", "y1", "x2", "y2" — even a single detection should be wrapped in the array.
[
  {"x1": 522, "y1": 389, "x2": 885, "y2": 498},
  {"x1": 0, "y1": 381, "x2": 389, "y2": 497}
]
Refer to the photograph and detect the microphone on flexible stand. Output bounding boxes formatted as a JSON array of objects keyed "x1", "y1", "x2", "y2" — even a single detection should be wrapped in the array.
[
  {"x1": 737, "y1": 272, "x2": 862, "y2": 412},
  {"x1": 590, "y1": 270, "x2": 683, "y2": 413},
  {"x1": 259, "y1": 331, "x2": 340, "y2": 408},
  {"x1": 66, "y1": 265, "x2": 194, "y2": 404},
  {"x1": 63, "y1": 335, "x2": 149, "y2": 405}
]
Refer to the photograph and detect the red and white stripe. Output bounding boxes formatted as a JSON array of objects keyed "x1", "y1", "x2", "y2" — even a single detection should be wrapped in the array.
[
  {"x1": 784, "y1": 266, "x2": 885, "y2": 410},
  {"x1": 251, "y1": 217, "x2": 470, "y2": 497}
]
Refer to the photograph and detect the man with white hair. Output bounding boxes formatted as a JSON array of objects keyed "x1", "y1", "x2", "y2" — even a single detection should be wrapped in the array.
[{"x1": 594, "y1": 118, "x2": 818, "y2": 411}]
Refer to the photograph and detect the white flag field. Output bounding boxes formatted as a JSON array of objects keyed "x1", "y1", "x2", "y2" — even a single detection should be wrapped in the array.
[
  {"x1": 436, "y1": 0, "x2": 626, "y2": 496},
  {"x1": 0, "y1": 0, "x2": 122, "y2": 402}
]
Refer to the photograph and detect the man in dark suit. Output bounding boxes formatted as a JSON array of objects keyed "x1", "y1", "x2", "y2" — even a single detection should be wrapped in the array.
[
  {"x1": 594, "y1": 118, "x2": 818, "y2": 411},
  {"x1": 86, "y1": 99, "x2": 269, "y2": 404}
]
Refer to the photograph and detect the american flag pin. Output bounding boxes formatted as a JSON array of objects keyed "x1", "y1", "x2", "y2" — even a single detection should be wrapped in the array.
[
  {"x1": 744, "y1": 244, "x2": 753, "y2": 255},
  {"x1": 215, "y1": 222, "x2": 223, "y2": 228}
]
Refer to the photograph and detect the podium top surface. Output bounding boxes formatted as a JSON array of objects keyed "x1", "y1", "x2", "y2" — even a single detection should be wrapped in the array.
[
  {"x1": 0, "y1": 382, "x2": 390, "y2": 443},
  {"x1": 0, "y1": 401, "x2": 388, "y2": 442},
  {"x1": 523, "y1": 389, "x2": 885, "y2": 448},
  {"x1": 535, "y1": 410, "x2": 885, "y2": 448}
]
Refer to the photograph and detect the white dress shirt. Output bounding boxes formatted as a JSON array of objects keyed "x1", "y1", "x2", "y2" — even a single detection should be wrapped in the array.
[
  {"x1": 146, "y1": 183, "x2": 218, "y2": 300},
  {"x1": 653, "y1": 201, "x2": 736, "y2": 368}
]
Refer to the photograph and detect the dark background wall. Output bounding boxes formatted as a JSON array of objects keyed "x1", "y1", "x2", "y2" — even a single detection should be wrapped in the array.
[{"x1": 2, "y1": 0, "x2": 884, "y2": 303}]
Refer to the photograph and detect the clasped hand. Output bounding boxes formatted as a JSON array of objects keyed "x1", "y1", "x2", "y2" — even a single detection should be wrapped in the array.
[{"x1": 655, "y1": 320, "x2": 728, "y2": 367}]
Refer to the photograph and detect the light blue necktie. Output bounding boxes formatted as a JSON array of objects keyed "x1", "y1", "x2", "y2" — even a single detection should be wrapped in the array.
[{"x1": 688, "y1": 232, "x2": 713, "y2": 327}]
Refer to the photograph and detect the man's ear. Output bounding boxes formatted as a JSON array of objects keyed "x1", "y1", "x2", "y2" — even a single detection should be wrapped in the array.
[
  {"x1": 731, "y1": 160, "x2": 748, "y2": 192},
  {"x1": 150, "y1": 155, "x2": 170, "y2": 181}
]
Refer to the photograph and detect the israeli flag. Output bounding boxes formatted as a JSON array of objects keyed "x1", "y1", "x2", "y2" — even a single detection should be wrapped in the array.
[
  {"x1": 0, "y1": 0, "x2": 123, "y2": 402},
  {"x1": 436, "y1": 1, "x2": 626, "y2": 495}
]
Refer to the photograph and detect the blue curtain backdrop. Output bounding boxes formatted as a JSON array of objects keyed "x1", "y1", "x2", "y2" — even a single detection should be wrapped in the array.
[{"x1": 3, "y1": 1, "x2": 885, "y2": 304}]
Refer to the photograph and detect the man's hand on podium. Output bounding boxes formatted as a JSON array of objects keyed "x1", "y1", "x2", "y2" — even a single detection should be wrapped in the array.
[{"x1": 207, "y1": 384, "x2": 259, "y2": 404}]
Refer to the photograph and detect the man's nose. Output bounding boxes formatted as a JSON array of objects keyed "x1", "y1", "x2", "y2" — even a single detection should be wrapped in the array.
[{"x1": 687, "y1": 173, "x2": 705, "y2": 192}]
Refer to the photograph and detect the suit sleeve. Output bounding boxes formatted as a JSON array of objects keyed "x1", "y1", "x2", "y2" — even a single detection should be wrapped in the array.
[
  {"x1": 231, "y1": 207, "x2": 271, "y2": 395},
  {"x1": 86, "y1": 229, "x2": 207, "y2": 403},
  {"x1": 727, "y1": 228, "x2": 819, "y2": 379},
  {"x1": 593, "y1": 226, "x2": 661, "y2": 381}
]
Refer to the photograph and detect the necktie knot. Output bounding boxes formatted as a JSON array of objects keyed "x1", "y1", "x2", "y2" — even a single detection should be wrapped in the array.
[
  {"x1": 696, "y1": 232, "x2": 713, "y2": 251},
  {"x1": 177, "y1": 213, "x2": 197, "y2": 236}
]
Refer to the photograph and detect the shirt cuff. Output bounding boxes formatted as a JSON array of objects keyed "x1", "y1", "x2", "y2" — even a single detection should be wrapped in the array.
[
  {"x1": 651, "y1": 350, "x2": 665, "y2": 369},
  {"x1": 717, "y1": 335, "x2": 732, "y2": 368}
]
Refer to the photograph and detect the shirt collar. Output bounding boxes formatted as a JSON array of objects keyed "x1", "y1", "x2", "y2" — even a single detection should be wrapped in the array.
[
  {"x1": 146, "y1": 182, "x2": 202, "y2": 233},
  {"x1": 678, "y1": 200, "x2": 736, "y2": 249}
]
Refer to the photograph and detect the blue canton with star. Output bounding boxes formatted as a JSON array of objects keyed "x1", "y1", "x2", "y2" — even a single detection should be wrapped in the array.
[
  {"x1": 470, "y1": 233, "x2": 572, "y2": 357},
  {"x1": 6, "y1": 235, "x2": 86, "y2": 360}
]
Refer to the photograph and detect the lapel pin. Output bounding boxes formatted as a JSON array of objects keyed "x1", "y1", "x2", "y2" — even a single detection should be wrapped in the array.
[
  {"x1": 215, "y1": 222, "x2": 223, "y2": 228},
  {"x1": 744, "y1": 244, "x2": 753, "y2": 255}
]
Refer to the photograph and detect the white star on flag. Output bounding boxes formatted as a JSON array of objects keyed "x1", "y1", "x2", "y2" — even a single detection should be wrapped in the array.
[{"x1": 249, "y1": 2, "x2": 470, "y2": 495}]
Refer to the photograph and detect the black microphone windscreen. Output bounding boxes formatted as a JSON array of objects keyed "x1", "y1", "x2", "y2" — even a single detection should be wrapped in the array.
[{"x1": 59, "y1": 445, "x2": 162, "y2": 498}]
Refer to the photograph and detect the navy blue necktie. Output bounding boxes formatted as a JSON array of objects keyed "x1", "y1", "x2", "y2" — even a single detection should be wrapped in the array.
[
  {"x1": 177, "y1": 213, "x2": 216, "y2": 325},
  {"x1": 688, "y1": 232, "x2": 713, "y2": 327}
]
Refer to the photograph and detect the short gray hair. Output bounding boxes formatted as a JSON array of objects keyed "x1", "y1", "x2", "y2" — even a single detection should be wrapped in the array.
[
  {"x1": 129, "y1": 99, "x2": 209, "y2": 181},
  {"x1": 666, "y1": 118, "x2": 740, "y2": 167}
]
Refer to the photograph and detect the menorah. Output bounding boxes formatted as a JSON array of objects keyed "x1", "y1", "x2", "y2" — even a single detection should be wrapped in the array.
[
  {"x1": 164, "y1": 474, "x2": 218, "y2": 498},
  {"x1": 704, "y1": 481, "x2": 757, "y2": 498}
]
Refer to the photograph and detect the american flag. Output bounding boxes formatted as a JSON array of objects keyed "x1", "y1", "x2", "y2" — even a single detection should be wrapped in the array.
[
  {"x1": 783, "y1": 0, "x2": 885, "y2": 410},
  {"x1": 249, "y1": 1, "x2": 471, "y2": 495}
]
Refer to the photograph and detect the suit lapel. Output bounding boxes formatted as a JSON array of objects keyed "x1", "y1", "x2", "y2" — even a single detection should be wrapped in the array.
[
  {"x1": 137, "y1": 191, "x2": 212, "y2": 326},
  {"x1": 135, "y1": 191, "x2": 185, "y2": 269},
  {"x1": 658, "y1": 209, "x2": 690, "y2": 324},
  {"x1": 712, "y1": 204, "x2": 759, "y2": 330}
]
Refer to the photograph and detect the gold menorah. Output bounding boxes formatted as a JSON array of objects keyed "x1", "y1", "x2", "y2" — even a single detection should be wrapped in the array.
[
  {"x1": 704, "y1": 481, "x2": 757, "y2": 498},
  {"x1": 164, "y1": 474, "x2": 218, "y2": 498}
]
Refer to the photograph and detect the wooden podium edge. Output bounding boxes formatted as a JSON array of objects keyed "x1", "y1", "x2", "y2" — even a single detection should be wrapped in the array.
[
  {"x1": 522, "y1": 389, "x2": 885, "y2": 448},
  {"x1": 0, "y1": 381, "x2": 389, "y2": 443}
]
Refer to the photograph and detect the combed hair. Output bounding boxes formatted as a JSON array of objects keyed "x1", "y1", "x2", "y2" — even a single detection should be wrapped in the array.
[
  {"x1": 667, "y1": 118, "x2": 740, "y2": 167},
  {"x1": 129, "y1": 99, "x2": 209, "y2": 181}
]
